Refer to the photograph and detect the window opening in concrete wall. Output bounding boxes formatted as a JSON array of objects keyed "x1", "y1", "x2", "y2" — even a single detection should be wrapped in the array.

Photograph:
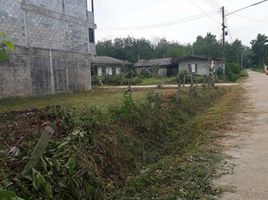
[
  {"x1": 62, "y1": 0, "x2": 65, "y2": 11},
  {"x1": 89, "y1": 28, "x2": 95, "y2": 43},
  {"x1": 87, "y1": 0, "x2": 94, "y2": 12}
]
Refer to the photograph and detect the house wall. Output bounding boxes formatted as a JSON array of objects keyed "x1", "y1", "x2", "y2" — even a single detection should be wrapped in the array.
[
  {"x1": 158, "y1": 68, "x2": 167, "y2": 77},
  {"x1": 116, "y1": 67, "x2": 121, "y2": 75},
  {"x1": 179, "y1": 60, "x2": 210, "y2": 75},
  {"x1": 136, "y1": 67, "x2": 176, "y2": 77},
  {"x1": 95, "y1": 66, "x2": 122, "y2": 76},
  {"x1": 97, "y1": 67, "x2": 102, "y2": 76},
  {"x1": 0, "y1": 0, "x2": 95, "y2": 98}
]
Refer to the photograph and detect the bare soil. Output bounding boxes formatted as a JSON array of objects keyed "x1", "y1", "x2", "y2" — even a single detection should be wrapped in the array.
[{"x1": 217, "y1": 71, "x2": 268, "y2": 199}]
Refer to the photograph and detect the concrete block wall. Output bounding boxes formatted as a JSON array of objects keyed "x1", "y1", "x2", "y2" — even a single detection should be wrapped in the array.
[
  {"x1": 0, "y1": 0, "x2": 95, "y2": 98},
  {"x1": 64, "y1": 0, "x2": 87, "y2": 20},
  {"x1": 0, "y1": 0, "x2": 26, "y2": 46},
  {"x1": 25, "y1": 0, "x2": 63, "y2": 13},
  {"x1": 0, "y1": 47, "x2": 91, "y2": 98}
]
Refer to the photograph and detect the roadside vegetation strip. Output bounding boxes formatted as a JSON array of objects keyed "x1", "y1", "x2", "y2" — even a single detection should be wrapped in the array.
[
  {"x1": 0, "y1": 86, "x2": 242, "y2": 200},
  {"x1": 114, "y1": 85, "x2": 244, "y2": 200}
]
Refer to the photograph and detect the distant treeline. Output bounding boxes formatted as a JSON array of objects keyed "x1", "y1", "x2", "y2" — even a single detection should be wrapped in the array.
[{"x1": 96, "y1": 33, "x2": 268, "y2": 68}]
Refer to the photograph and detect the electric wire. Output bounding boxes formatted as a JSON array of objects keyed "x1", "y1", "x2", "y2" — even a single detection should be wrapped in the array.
[
  {"x1": 233, "y1": 13, "x2": 268, "y2": 25},
  {"x1": 189, "y1": 0, "x2": 220, "y2": 24},
  {"x1": 98, "y1": 10, "x2": 220, "y2": 30},
  {"x1": 226, "y1": 0, "x2": 268, "y2": 16}
]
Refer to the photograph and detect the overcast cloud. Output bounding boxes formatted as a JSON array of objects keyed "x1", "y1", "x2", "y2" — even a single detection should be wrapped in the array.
[{"x1": 91, "y1": 0, "x2": 268, "y2": 46}]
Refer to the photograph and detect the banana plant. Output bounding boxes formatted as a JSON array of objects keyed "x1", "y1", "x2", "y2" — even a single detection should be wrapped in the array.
[{"x1": 0, "y1": 32, "x2": 15, "y2": 61}]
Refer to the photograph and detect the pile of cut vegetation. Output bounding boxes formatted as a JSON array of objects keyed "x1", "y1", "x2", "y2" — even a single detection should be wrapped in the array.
[{"x1": 0, "y1": 87, "x2": 228, "y2": 199}]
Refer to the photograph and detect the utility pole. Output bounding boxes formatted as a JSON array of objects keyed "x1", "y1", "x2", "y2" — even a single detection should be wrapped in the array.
[{"x1": 222, "y1": 6, "x2": 226, "y2": 75}]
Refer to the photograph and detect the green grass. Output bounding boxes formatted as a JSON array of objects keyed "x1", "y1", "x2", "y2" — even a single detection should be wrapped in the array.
[
  {"x1": 141, "y1": 76, "x2": 177, "y2": 85},
  {"x1": 0, "y1": 88, "x2": 177, "y2": 113},
  {"x1": 251, "y1": 67, "x2": 264, "y2": 73}
]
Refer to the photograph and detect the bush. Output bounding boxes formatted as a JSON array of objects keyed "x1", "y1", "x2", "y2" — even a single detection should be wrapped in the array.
[
  {"x1": 139, "y1": 69, "x2": 153, "y2": 79},
  {"x1": 226, "y1": 62, "x2": 248, "y2": 82},
  {"x1": 92, "y1": 74, "x2": 143, "y2": 86}
]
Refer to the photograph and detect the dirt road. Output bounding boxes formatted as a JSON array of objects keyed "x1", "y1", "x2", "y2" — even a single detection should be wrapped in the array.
[{"x1": 217, "y1": 71, "x2": 268, "y2": 200}]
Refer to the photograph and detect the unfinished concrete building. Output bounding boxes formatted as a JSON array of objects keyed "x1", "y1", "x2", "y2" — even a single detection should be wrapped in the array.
[{"x1": 0, "y1": 0, "x2": 96, "y2": 98}]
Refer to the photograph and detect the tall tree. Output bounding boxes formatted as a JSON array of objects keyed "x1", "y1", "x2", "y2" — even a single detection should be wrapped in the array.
[
  {"x1": 250, "y1": 34, "x2": 268, "y2": 67},
  {"x1": 192, "y1": 33, "x2": 221, "y2": 58}
]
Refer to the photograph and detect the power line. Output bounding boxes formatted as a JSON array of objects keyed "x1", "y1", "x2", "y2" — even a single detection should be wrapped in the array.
[
  {"x1": 226, "y1": 0, "x2": 268, "y2": 16},
  {"x1": 208, "y1": 0, "x2": 221, "y2": 8},
  {"x1": 234, "y1": 13, "x2": 268, "y2": 25},
  {"x1": 189, "y1": 0, "x2": 220, "y2": 24},
  {"x1": 98, "y1": 10, "x2": 220, "y2": 30},
  {"x1": 203, "y1": 0, "x2": 221, "y2": 11}
]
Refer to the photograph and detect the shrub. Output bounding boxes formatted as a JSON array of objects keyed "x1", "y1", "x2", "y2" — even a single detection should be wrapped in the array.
[
  {"x1": 226, "y1": 62, "x2": 248, "y2": 82},
  {"x1": 92, "y1": 74, "x2": 142, "y2": 86},
  {"x1": 139, "y1": 69, "x2": 153, "y2": 79},
  {"x1": 0, "y1": 32, "x2": 15, "y2": 61}
]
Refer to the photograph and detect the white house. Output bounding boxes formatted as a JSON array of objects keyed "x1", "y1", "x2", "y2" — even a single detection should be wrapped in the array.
[{"x1": 91, "y1": 56, "x2": 131, "y2": 76}]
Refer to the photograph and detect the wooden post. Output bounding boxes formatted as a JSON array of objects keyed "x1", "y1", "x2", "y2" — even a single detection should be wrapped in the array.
[
  {"x1": 189, "y1": 69, "x2": 194, "y2": 97},
  {"x1": 176, "y1": 80, "x2": 182, "y2": 104},
  {"x1": 23, "y1": 126, "x2": 54, "y2": 174}
]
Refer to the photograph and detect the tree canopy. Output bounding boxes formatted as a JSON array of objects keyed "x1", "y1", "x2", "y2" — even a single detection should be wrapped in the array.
[{"x1": 96, "y1": 32, "x2": 267, "y2": 68}]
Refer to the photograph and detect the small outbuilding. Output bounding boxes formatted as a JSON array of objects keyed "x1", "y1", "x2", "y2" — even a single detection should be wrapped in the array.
[
  {"x1": 134, "y1": 58, "x2": 178, "y2": 77},
  {"x1": 177, "y1": 55, "x2": 223, "y2": 75},
  {"x1": 91, "y1": 56, "x2": 131, "y2": 76}
]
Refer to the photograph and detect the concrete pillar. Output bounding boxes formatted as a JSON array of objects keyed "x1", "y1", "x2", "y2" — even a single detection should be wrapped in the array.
[
  {"x1": 23, "y1": 11, "x2": 29, "y2": 47},
  {"x1": 49, "y1": 49, "x2": 55, "y2": 94}
]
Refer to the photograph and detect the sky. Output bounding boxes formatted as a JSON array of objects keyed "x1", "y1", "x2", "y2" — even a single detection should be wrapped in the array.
[{"x1": 90, "y1": 0, "x2": 268, "y2": 46}]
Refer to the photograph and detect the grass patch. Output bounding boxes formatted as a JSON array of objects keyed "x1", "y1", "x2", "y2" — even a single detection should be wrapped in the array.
[
  {"x1": 0, "y1": 89, "x2": 176, "y2": 113},
  {"x1": 251, "y1": 67, "x2": 264, "y2": 73},
  {"x1": 141, "y1": 76, "x2": 177, "y2": 85}
]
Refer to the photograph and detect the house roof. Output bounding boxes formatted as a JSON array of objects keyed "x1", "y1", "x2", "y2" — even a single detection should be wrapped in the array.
[
  {"x1": 92, "y1": 56, "x2": 131, "y2": 65},
  {"x1": 176, "y1": 55, "x2": 223, "y2": 62},
  {"x1": 134, "y1": 58, "x2": 176, "y2": 67}
]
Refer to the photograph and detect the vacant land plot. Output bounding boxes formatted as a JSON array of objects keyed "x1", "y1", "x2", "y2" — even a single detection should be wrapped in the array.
[{"x1": 0, "y1": 88, "x2": 177, "y2": 113}]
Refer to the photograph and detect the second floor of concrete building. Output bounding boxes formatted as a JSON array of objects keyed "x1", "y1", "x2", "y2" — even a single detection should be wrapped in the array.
[{"x1": 0, "y1": 0, "x2": 96, "y2": 55}]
